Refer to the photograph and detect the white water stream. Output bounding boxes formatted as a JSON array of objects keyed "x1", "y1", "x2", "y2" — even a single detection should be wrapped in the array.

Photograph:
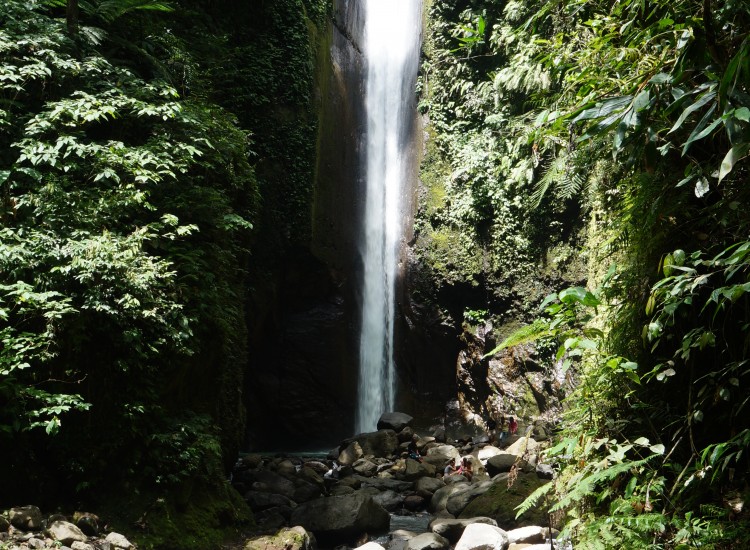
[{"x1": 356, "y1": 0, "x2": 422, "y2": 434}]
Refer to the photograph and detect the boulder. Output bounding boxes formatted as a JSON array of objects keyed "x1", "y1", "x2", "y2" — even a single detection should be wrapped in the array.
[
  {"x1": 429, "y1": 517, "x2": 498, "y2": 543},
  {"x1": 342, "y1": 430, "x2": 399, "y2": 458},
  {"x1": 244, "y1": 526, "x2": 315, "y2": 550},
  {"x1": 104, "y1": 532, "x2": 134, "y2": 549},
  {"x1": 0, "y1": 515, "x2": 10, "y2": 532},
  {"x1": 425, "y1": 445, "x2": 461, "y2": 463},
  {"x1": 378, "y1": 412, "x2": 413, "y2": 432},
  {"x1": 245, "y1": 491, "x2": 296, "y2": 511},
  {"x1": 404, "y1": 458, "x2": 436, "y2": 481},
  {"x1": 444, "y1": 473, "x2": 470, "y2": 484},
  {"x1": 276, "y1": 459, "x2": 298, "y2": 479},
  {"x1": 248, "y1": 470, "x2": 297, "y2": 499},
  {"x1": 415, "y1": 476, "x2": 445, "y2": 497},
  {"x1": 290, "y1": 494, "x2": 389, "y2": 545},
  {"x1": 340, "y1": 441, "x2": 365, "y2": 466},
  {"x1": 458, "y1": 473, "x2": 548, "y2": 529},
  {"x1": 486, "y1": 454, "x2": 525, "y2": 476},
  {"x1": 535, "y1": 464, "x2": 554, "y2": 480},
  {"x1": 330, "y1": 485, "x2": 356, "y2": 496},
  {"x1": 294, "y1": 480, "x2": 323, "y2": 503},
  {"x1": 304, "y1": 460, "x2": 330, "y2": 475},
  {"x1": 354, "y1": 475, "x2": 413, "y2": 493},
  {"x1": 446, "y1": 481, "x2": 494, "y2": 517},
  {"x1": 505, "y1": 437, "x2": 540, "y2": 456},
  {"x1": 506, "y1": 526, "x2": 550, "y2": 544},
  {"x1": 27, "y1": 538, "x2": 46, "y2": 549},
  {"x1": 372, "y1": 490, "x2": 404, "y2": 511},
  {"x1": 9, "y1": 506, "x2": 43, "y2": 531},
  {"x1": 353, "y1": 458, "x2": 378, "y2": 477},
  {"x1": 71, "y1": 542, "x2": 96, "y2": 550},
  {"x1": 73, "y1": 512, "x2": 99, "y2": 536},
  {"x1": 478, "y1": 446, "x2": 503, "y2": 465},
  {"x1": 432, "y1": 426, "x2": 447, "y2": 443},
  {"x1": 455, "y1": 523, "x2": 509, "y2": 550},
  {"x1": 398, "y1": 426, "x2": 416, "y2": 443},
  {"x1": 239, "y1": 453, "x2": 264, "y2": 470},
  {"x1": 337, "y1": 476, "x2": 362, "y2": 490},
  {"x1": 47, "y1": 520, "x2": 87, "y2": 545},
  {"x1": 298, "y1": 466, "x2": 325, "y2": 489},
  {"x1": 431, "y1": 482, "x2": 470, "y2": 514},
  {"x1": 403, "y1": 495, "x2": 426, "y2": 511},
  {"x1": 406, "y1": 532, "x2": 450, "y2": 550},
  {"x1": 355, "y1": 543, "x2": 386, "y2": 550}
]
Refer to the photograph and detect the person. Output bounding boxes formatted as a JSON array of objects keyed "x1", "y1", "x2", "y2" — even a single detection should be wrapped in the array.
[
  {"x1": 487, "y1": 417, "x2": 497, "y2": 443},
  {"x1": 407, "y1": 440, "x2": 423, "y2": 462},
  {"x1": 443, "y1": 458, "x2": 457, "y2": 476},
  {"x1": 498, "y1": 415, "x2": 510, "y2": 444},
  {"x1": 458, "y1": 457, "x2": 473, "y2": 481},
  {"x1": 509, "y1": 416, "x2": 518, "y2": 436}
]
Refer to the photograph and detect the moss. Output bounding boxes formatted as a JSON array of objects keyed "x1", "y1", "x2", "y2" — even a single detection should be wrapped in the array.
[
  {"x1": 459, "y1": 473, "x2": 548, "y2": 528},
  {"x1": 100, "y1": 481, "x2": 253, "y2": 550}
]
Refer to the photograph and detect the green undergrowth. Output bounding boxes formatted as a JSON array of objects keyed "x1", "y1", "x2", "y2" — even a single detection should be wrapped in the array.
[{"x1": 97, "y1": 481, "x2": 253, "y2": 550}]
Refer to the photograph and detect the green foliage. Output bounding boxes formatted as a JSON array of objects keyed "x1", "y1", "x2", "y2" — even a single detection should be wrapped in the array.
[
  {"x1": 0, "y1": 0, "x2": 258, "y2": 502},
  {"x1": 427, "y1": 0, "x2": 750, "y2": 545}
]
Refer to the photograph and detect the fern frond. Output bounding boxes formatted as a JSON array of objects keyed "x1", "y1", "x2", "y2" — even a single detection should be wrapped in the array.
[
  {"x1": 550, "y1": 457, "x2": 653, "y2": 512},
  {"x1": 531, "y1": 154, "x2": 565, "y2": 206},
  {"x1": 515, "y1": 479, "x2": 554, "y2": 518},
  {"x1": 483, "y1": 318, "x2": 551, "y2": 357}
]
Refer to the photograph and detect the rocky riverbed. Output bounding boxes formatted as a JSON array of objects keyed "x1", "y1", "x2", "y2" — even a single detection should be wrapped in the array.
[
  {"x1": 237, "y1": 412, "x2": 567, "y2": 550},
  {"x1": 1, "y1": 412, "x2": 565, "y2": 550}
]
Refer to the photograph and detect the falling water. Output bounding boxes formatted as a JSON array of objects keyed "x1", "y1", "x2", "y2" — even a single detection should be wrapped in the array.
[{"x1": 356, "y1": 0, "x2": 422, "y2": 434}]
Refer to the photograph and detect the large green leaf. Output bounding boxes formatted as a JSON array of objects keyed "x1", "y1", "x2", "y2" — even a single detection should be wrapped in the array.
[{"x1": 718, "y1": 143, "x2": 750, "y2": 184}]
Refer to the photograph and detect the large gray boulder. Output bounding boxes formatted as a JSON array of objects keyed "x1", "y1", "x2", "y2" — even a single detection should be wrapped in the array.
[
  {"x1": 244, "y1": 526, "x2": 315, "y2": 550},
  {"x1": 247, "y1": 469, "x2": 297, "y2": 499},
  {"x1": 477, "y1": 446, "x2": 503, "y2": 465},
  {"x1": 415, "y1": 476, "x2": 445, "y2": 497},
  {"x1": 340, "y1": 441, "x2": 365, "y2": 465},
  {"x1": 378, "y1": 412, "x2": 413, "y2": 432},
  {"x1": 430, "y1": 517, "x2": 498, "y2": 543},
  {"x1": 47, "y1": 521, "x2": 87, "y2": 545},
  {"x1": 446, "y1": 481, "x2": 494, "y2": 517},
  {"x1": 342, "y1": 430, "x2": 399, "y2": 458},
  {"x1": 104, "y1": 532, "x2": 134, "y2": 549},
  {"x1": 354, "y1": 475, "x2": 413, "y2": 492},
  {"x1": 424, "y1": 445, "x2": 461, "y2": 463},
  {"x1": 406, "y1": 532, "x2": 450, "y2": 550},
  {"x1": 245, "y1": 491, "x2": 296, "y2": 511},
  {"x1": 372, "y1": 489, "x2": 404, "y2": 511},
  {"x1": 9, "y1": 506, "x2": 43, "y2": 531},
  {"x1": 505, "y1": 437, "x2": 540, "y2": 456},
  {"x1": 458, "y1": 473, "x2": 548, "y2": 529},
  {"x1": 506, "y1": 526, "x2": 550, "y2": 544},
  {"x1": 404, "y1": 458, "x2": 437, "y2": 481},
  {"x1": 290, "y1": 493, "x2": 389, "y2": 545},
  {"x1": 455, "y1": 523, "x2": 509, "y2": 550},
  {"x1": 353, "y1": 458, "x2": 378, "y2": 477},
  {"x1": 486, "y1": 454, "x2": 524, "y2": 476},
  {"x1": 431, "y1": 482, "x2": 469, "y2": 513}
]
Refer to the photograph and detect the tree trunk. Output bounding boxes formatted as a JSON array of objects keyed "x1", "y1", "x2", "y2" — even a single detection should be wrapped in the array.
[{"x1": 67, "y1": 0, "x2": 79, "y2": 36}]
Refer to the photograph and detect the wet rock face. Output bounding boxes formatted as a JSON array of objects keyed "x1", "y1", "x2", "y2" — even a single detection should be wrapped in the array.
[
  {"x1": 456, "y1": 327, "x2": 565, "y2": 433},
  {"x1": 245, "y1": 0, "x2": 367, "y2": 451}
]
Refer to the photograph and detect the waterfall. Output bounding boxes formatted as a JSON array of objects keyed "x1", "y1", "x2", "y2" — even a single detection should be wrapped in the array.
[{"x1": 356, "y1": 0, "x2": 422, "y2": 434}]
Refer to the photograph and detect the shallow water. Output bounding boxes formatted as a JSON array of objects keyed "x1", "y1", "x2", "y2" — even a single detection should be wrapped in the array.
[{"x1": 371, "y1": 512, "x2": 433, "y2": 547}]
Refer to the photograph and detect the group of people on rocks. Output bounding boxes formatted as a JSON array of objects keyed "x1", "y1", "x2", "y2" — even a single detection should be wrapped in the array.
[
  {"x1": 487, "y1": 414, "x2": 518, "y2": 444},
  {"x1": 442, "y1": 456, "x2": 473, "y2": 481}
]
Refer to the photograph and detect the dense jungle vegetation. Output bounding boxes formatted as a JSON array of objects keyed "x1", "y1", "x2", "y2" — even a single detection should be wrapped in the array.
[
  {"x1": 0, "y1": 0, "x2": 328, "y2": 546},
  {"x1": 3, "y1": 0, "x2": 750, "y2": 548},
  {"x1": 419, "y1": 0, "x2": 750, "y2": 547}
]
